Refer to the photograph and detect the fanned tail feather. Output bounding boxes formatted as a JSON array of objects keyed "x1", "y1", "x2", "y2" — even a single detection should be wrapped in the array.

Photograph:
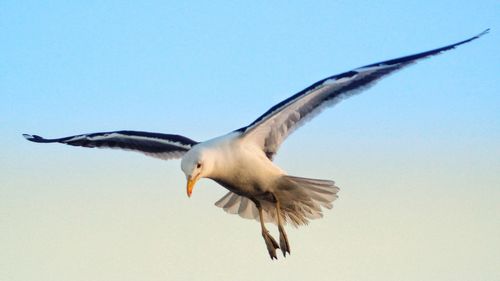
[
  {"x1": 277, "y1": 176, "x2": 339, "y2": 226},
  {"x1": 214, "y1": 175, "x2": 339, "y2": 227}
]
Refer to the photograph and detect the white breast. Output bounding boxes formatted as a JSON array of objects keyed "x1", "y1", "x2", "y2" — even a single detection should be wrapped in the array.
[{"x1": 205, "y1": 132, "x2": 284, "y2": 194}]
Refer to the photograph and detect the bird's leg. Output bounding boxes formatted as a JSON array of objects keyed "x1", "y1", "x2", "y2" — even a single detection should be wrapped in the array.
[
  {"x1": 274, "y1": 195, "x2": 291, "y2": 256},
  {"x1": 254, "y1": 200, "x2": 279, "y2": 260}
]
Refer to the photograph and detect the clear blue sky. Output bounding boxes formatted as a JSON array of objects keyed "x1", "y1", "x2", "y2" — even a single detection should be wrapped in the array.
[{"x1": 1, "y1": 1, "x2": 499, "y2": 281}]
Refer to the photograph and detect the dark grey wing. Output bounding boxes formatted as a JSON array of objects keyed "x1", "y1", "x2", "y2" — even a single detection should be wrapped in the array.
[
  {"x1": 239, "y1": 29, "x2": 489, "y2": 159},
  {"x1": 23, "y1": 130, "x2": 198, "y2": 160}
]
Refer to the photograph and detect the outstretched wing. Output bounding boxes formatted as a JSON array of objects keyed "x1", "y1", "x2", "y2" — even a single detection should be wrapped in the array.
[
  {"x1": 23, "y1": 130, "x2": 198, "y2": 160},
  {"x1": 238, "y1": 29, "x2": 489, "y2": 159}
]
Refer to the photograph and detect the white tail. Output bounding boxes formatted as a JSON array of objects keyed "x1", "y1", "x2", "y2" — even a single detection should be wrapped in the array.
[{"x1": 215, "y1": 175, "x2": 339, "y2": 227}]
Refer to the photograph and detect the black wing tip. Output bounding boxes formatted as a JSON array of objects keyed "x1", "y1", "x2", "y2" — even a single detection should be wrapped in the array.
[
  {"x1": 362, "y1": 28, "x2": 490, "y2": 69},
  {"x1": 437, "y1": 28, "x2": 490, "y2": 50},
  {"x1": 459, "y1": 28, "x2": 490, "y2": 45},
  {"x1": 23, "y1": 133, "x2": 36, "y2": 141},
  {"x1": 23, "y1": 134, "x2": 49, "y2": 143},
  {"x1": 476, "y1": 28, "x2": 490, "y2": 38}
]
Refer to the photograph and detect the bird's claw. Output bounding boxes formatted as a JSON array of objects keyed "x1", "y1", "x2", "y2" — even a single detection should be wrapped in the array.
[
  {"x1": 278, "y1": 224, "x2": 290, "y2": 257},
  {"x1": 262, "y1": 230, "x2": 279, "y2": 260}
]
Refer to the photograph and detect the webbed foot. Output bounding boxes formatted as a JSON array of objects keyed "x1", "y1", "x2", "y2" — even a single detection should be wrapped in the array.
[
  {"x1": 262, "y1": 230, "x2": 280, "y2": 260},
  {"x1": 278, "y1": 224, "x2": 291, "y2": 257}
]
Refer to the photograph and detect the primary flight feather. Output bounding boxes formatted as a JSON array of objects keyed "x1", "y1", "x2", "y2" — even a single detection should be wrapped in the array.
[{"x1": 24, "y1": 30, "x2": 488, "y2": 259}]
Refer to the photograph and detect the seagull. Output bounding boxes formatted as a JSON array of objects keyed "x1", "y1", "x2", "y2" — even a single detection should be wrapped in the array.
[{"x1": 24, "y1": 30, "x2": 488, "y2": 259}]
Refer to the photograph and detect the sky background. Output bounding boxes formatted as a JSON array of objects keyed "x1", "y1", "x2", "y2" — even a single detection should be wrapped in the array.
[{"x1": 1, "y1": 1, "x2": 499, "y2": 281}]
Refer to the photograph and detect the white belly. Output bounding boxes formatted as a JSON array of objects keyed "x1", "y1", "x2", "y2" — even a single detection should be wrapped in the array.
[{"x1": 208, "y1": 135, "x2": 283, "y2": 196}]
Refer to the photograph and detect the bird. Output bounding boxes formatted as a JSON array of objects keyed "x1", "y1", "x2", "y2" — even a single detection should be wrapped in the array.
[{"x1": 23, "y1": 29, "x2": 488, "y2": 259}]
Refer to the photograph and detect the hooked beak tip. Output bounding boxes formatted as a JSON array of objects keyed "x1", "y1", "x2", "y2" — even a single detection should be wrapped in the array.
[{"x1": 186, "y1": 177, "x2": 197, "y2": 198}]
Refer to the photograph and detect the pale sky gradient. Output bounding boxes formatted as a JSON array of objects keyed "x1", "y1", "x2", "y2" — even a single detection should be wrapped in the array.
[{"x1": 1, "y1": 1, "x2": 499, "y2": 281}]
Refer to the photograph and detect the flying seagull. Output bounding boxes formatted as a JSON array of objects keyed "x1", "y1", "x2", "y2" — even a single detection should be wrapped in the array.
[{"x1": 24, "y1": 30, "x2": 488, "y2": 259}]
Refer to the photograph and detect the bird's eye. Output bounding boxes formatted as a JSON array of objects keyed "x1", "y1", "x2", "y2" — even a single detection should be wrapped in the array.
[{"x1": 197, "y1": 163, "x2": 202, "y2": 169}]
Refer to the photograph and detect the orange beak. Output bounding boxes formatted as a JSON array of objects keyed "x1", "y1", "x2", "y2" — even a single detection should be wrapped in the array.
[{"x1": 186, "y1": 175, "x2": 199, "y2": 198}]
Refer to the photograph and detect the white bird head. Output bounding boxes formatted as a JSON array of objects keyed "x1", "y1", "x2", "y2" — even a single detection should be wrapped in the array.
[{"x1": 180, "y1": 146, "x2": 213, "y2": 197}]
